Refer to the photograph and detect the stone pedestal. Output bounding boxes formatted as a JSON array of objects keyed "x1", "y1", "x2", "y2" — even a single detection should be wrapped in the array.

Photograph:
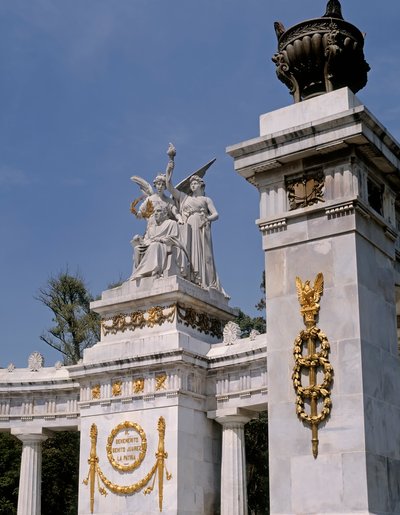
[
  {"x1": 216, "y1": 409, "x2": 253, "y2": 515},
  {"x1": 12, "y1": 429, "x2": 49, "y2": 515},
  {"x1": 228, "y1": 88, "x2": 400, "y2": 514},
  {"x1": 70, "y1": 275, "x2": 236, "y2": 514}
]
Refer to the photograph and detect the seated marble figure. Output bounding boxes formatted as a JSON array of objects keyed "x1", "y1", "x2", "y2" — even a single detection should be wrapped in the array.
[{"x1": 130, "y1": 204, "x2": 189, "y2": 280}]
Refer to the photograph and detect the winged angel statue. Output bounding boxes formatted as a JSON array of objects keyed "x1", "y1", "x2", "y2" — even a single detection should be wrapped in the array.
[{"x1": 129, "y1": 144, "x2": 226, "y2": 296}]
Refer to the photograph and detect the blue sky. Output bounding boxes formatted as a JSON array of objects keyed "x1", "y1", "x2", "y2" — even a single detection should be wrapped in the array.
[{"x1": 1, "y1": 0, "x2": 399, "y2": 367}]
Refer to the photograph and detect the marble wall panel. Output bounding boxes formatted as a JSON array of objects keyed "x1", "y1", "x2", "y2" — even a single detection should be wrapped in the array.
[
  {"x1": 342, "y1": 452, "x2": 369, "y2": 511},
  {"x1": 266, "y1": 350, "x2": 293, "y2": 403},
  {"x1": 360, "y1": 341, "x2": 383, "y2": 400},
  {"x1": 381, "y1": 350, "x2": 400, "y2": 407},
  {"x1": 366, "y1": 452, "x2": 390, "y2": 514},
  {"x1": 176, "y1": 408, "x2": 220, "y2": 514},
  {"x1": 262, "y1": 216, "x2": 308, "y2": 251},
  {"x1": 336, "y1": 338, "x2": 363, "y2": 396},
  {"x1": 332, "y1": 233, "x2": 358, "y2": 287},
  {"x1": 291, "y1": 453, "x2": 344, "y2": 513},
  {"x1": 308, "y1": 210, "x2": 356, "y2": 242},
  {"x1": 358, "y1": 285, "x2": 395, "y2": 353},
  {"x1": 268, "y1": 401, "x2": 310, "y2": 459},
  {"x1": 364, "y1": 396, "x2": 400, "y2": 459},
  {"x1": 266, "y1": 296, "x2": 300, "y2": 352},
  {"x1": 387, "y1": 457, "x2": 400, "y2": 514},
  {"x1": 78, "y1": 407, "x2": 179, "y2": 515},
  {"x1": 268, "y1": 456, "x2": 292, "y2": 514},
  {"x1": 265, "y1": 248, "x2": 287, "y2": 298},
  {"x1": 318, "y1": 284, "x2": 360, "y2": 342}
]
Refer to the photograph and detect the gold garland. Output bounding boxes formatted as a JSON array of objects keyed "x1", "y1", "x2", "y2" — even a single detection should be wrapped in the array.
[
  {"x1": 102, "y1": 305, "x2": 176, "y2": 335},
  {"x1": 101, "y1": 303, "x2": 223, "y2": 338},
  {"x1": 292, "y1": 273, "x2": 333, "y2": 458},
  {"x1": 176, "y1": 304, "x2": 222, "y2": 338},
  {"x1": 83, "y1": 417, "x2": 172, "y2": 513},
  {"x1": 97, "y1": 462, "x2": 157, "y2": 495}
]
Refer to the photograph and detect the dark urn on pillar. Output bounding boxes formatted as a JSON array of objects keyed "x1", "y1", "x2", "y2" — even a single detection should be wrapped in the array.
[{"x1": 272, "y1": 0, "x2": 370, "y2": 102}]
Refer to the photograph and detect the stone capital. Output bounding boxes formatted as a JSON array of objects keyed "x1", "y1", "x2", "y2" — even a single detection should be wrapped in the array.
[
  {"x1": 212, "y1": 407, "x2": 255, "y2": 427},
  {"x1": 11, "y1": 427, "x2": 52, "y2": 443}
]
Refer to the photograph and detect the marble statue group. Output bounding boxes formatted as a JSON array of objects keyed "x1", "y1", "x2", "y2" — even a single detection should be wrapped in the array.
[{"x1": 130, "y1": 144, "x2": 225, "y2": 294}]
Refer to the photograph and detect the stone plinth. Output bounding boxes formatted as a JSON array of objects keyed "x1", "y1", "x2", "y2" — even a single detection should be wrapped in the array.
[
  {"x1": 86, "y1": 275, "x2": 236, "y2": 362},
  {"x1": 228, "y1": 88, "x2": 400, "y2": 514}
]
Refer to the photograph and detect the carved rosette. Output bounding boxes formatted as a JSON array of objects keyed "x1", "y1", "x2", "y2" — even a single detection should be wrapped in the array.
[
  {"x1": 222, "y1": 321, "x2": 241, "y2": 345},
  {"x1": 272, "y1": 3, "x2": 369, "y2": 101},
  {"x1": 28, "y1": 352, "x2": 44, "y2": 372}
]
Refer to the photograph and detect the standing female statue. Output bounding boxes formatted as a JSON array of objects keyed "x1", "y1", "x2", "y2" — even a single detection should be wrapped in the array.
[{"x1": 165, "y1": 149, "x2": 225, "y2": 294}]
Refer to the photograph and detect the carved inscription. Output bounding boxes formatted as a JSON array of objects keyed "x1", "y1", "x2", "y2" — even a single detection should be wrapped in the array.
[{"x1": 106, "y1": 421, "x2": 147, "y2": 472}]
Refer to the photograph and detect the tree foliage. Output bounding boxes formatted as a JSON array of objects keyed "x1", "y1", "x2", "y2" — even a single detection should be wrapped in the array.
[
  {"x1": 246, "y1": 412, "x2": 269, "y2": 514},
  {"x1": 41, "y1": 432, "x2": 80, "y2": 515},
  {"x1": 235, "y1": 309, "x2": 266, "y2": 337},
  {"x1": 0, "y1": 433, "x2": 21, "y2": 514},
  {"x1": 36, "y1": 272, "x2": 100, "y2": 364},
  {"x1": 0, "y1": 431, "x2": 80, "y2": 515},
  {"x1": 255, "y1": 271, "x2": 266, "y2": 312}
]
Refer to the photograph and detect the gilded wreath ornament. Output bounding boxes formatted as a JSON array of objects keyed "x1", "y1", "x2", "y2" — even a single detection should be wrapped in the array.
[
  {"x1": 292, "y1": 273, "x2": 333, "y2": 458},
  {"x1": 106, "y1": 421, "x2": 147, "y2": 472}
]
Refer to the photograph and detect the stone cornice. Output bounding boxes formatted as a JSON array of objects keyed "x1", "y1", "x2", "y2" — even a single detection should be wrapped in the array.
[{"x1": 227, "y1": 104, "x2": 400, "y2": 186}]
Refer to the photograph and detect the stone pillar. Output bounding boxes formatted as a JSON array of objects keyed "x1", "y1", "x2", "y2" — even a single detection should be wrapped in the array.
[
  {"x1": 12, "y1": 429, "x2": 49, "y2": 515},
  {"x1": 216, "y1": 410, "x2": 252, "y2": 515},
  {"x1": 228, "y1": 88, "x2": 400, "y2": 514}
]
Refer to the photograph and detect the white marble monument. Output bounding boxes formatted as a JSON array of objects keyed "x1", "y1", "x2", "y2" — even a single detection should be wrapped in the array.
[{"x1": 0, "y1": 144, "x2": 267, "y2": 515}]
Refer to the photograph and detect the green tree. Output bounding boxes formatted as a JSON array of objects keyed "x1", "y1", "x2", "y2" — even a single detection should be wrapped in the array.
[
  {"x1": 235, "y1": 309, "x2": 266, "y2": 337},
  {"x1": 41, "y1": 432, "x2": 80, "y2": 515},
  {"x1": 245, "y1": 412, "x2": 269, "y2": 514},
  {"x1": 0, "y1": 433, "x2": 21, "y2": 514},
  {"x1": 36, "y1": 271, "x2": 100, "y2": 364},
  {"x1": 255, "y1": 271, "x2": 266, "y2": 312}
]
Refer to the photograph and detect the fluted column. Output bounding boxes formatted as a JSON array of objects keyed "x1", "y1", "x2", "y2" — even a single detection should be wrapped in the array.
[
  {"x1": 216, "y1": 412, "x2": 252, "y2": 515},
  {"x1": 12, "y1": 429, "x2": 49, "y2": 515}
]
